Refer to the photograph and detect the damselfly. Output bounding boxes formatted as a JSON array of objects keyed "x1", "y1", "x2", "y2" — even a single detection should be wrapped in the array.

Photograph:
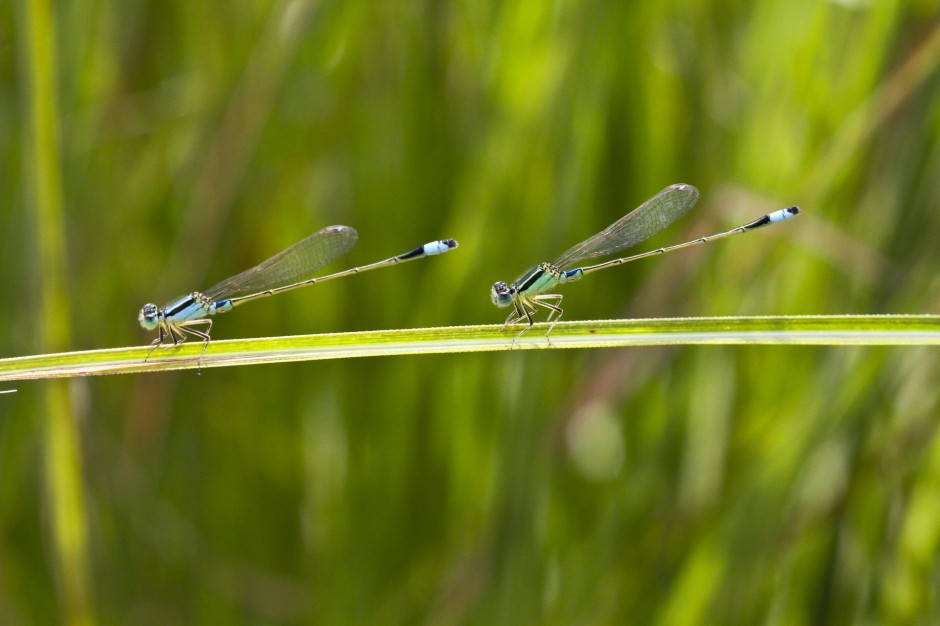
[
  {"x1": 490, "y1": 183, "x2": 799, "y2": 343},
  {"x1": 140, "y1": 226, "x2": 458, "y2": 360}
]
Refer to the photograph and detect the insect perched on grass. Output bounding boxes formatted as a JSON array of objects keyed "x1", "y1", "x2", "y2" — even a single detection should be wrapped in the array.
[
  {"x1": 139, "y1": 227, "x2": 458, "y2": 362},
  {"x1": 490, "y1": 183, "x2": 799, "y2": 344}
]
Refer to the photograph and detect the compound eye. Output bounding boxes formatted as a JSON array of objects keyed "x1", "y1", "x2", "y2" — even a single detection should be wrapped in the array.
[
  {"x1": 490, "y1": 282, "x2": 512, "y2": 307},
  {"x1": 138, "y1": 303, "x2": 160, "y2": 330}
]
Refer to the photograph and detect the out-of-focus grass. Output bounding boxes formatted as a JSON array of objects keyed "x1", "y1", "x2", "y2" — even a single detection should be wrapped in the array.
[
  {"x1": 2, "y1": 0, "x2": 940, "y2": 623},
  {"x1": 20, "y1": 0, "x2": 93, "y2": 624}
]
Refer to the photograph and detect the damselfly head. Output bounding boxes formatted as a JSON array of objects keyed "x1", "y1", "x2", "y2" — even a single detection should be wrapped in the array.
[
  {"x1": 491, "y1": 281, "x2": 513, "y2": 308},
  {"x1": 138, "y1": 303, "x2": 160, "y2": 330}
]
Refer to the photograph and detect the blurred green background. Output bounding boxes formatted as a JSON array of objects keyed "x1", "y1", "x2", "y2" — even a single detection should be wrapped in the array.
[{"x1": 3, "y1": 0, "x2": 940, "y2": 623}]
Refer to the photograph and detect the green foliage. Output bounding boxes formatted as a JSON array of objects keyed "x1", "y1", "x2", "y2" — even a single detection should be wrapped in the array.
[
  {"x1": 2, "y1": 0, "x2": 940, "y2": 623},
  {"x1": 3, "y1": 316, "x2": 940, "y2": 381}
]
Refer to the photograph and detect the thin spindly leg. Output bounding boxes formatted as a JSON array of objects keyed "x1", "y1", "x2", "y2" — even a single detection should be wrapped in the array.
[
  {"x1": 160, "y1": 324, "x2": 187, "y2": 350},
  {"x1": 536, "y1": 294, "x2": 564, "y2": 322},
  {"x1": 533, "y1": 294, "x2": 564, "y2": 344},
  {"x1": 501, "y1": 301, "x2": 524, "y2": 329},
  {"x1": 145, "y1": 319, "x2": 213, "y2": 371},
  {"x1": 510, "y1": 298, "x2": 539, "y2": 347},
  {"x1": 145, "y1": 323, "x2": 187, "y2": 362},
  {"x1": 145, "y1": 326, "x2": 168, "y2": 361},
  {"x1": 178, "y1": 319, "x2": 213, "y2": 370},
  {"x1": 501, "y1": 297, "x2": 531, "y2": 334}
]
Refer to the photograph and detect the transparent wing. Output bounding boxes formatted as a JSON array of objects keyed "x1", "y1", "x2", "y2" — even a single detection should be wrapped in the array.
[
  {"x1": 552, "y1": 184, "x2": 700, "y2": 269},
  {"x1": 205, "y1": 225, "x2": 358, "y2": 299}
]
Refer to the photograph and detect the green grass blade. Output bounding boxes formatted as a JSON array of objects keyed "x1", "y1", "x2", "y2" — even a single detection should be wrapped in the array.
[{"x1": 1, "y1": 315, "x2": 938, "y2": 382}]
